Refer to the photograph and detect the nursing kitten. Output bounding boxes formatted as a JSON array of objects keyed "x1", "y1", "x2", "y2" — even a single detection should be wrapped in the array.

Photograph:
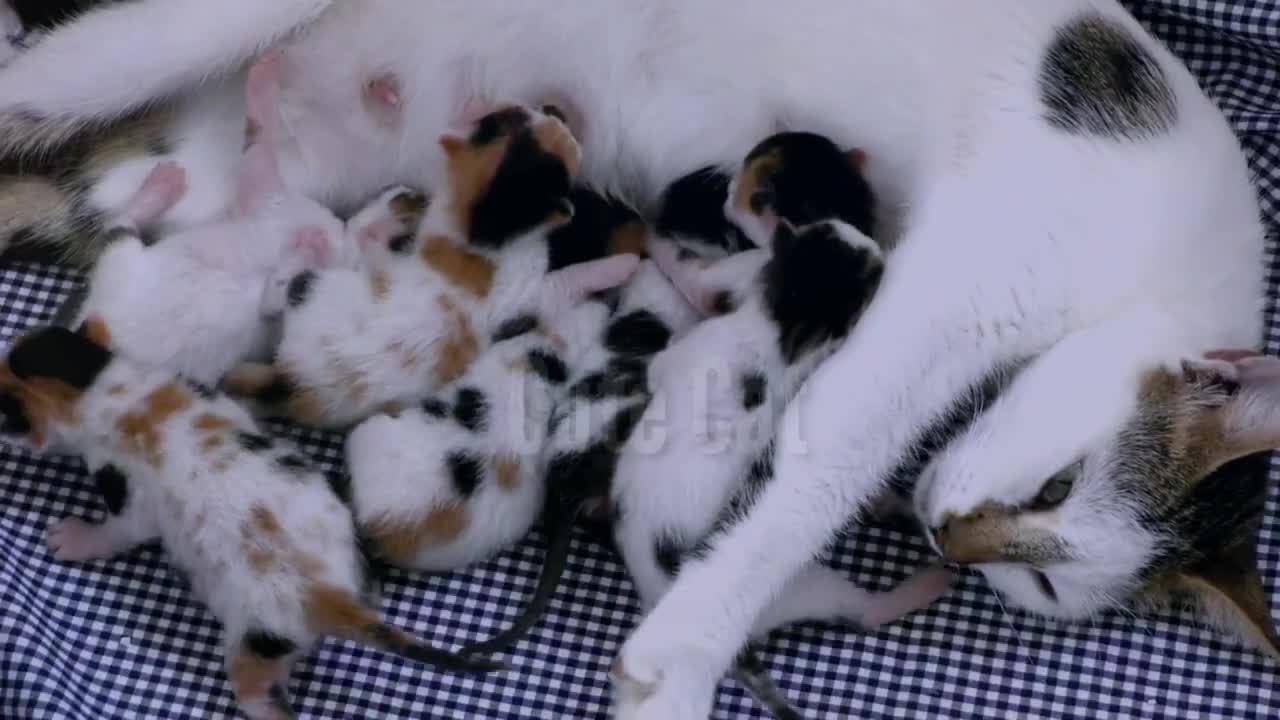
[
  {"x1": 223, "y1": 103, "x2": 587, "y2": 429},
  {"x1": 0, "y1": 320, "x2": 500, "y2": 720},
  {"x1": 1, "y1": 4, "x2": 1273, "y2": 719},
  {"x1": 345, "y1": 271, "x2": 633, "y2": 573},
  {"x1": 72, "y1": 52, "x2": 350, "y2": 386}
]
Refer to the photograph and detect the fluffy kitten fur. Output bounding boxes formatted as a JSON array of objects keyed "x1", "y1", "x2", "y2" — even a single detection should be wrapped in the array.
[
  {"x1": 223, "y1": 103, "x2": 586, "y2": 429},
  {"x1": 345, "y1": 282, "x2": 629, "y2": 573},
  {"x1": 0, "y1": 320, "x2": 499, "y2": 720},
  {"x1": 71, "y1": 53, "x2": 356, "y2": 386},
  {"x1": 0, "y1": 3, "x2": 1273, "y2": 718}
]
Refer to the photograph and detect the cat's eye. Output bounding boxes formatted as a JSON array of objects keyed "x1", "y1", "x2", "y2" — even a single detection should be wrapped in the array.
[
  {"x1": 749, "y1": 189, "x2": 775, "y2": 214},
  {"x1": 1029, "y1": 465, "x2": 1077, "y2": 511}
]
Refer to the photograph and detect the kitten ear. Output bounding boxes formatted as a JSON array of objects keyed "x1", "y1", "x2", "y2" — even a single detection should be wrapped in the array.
[
  {"x1": 439, "y1": 133, "x2": 468, "y2": 157},
  {"x1": 770, "y1": 219, "x2": 799, "y2": 255},
  {"x1": 541, "y1": 254, "x2": 640, "y2": 308},
  {"x1": 235, "y1": 51, "x2": 288, "y2": 215},
  {"x1": 1177, "y1": 537, "x2": 1280, "y2": 661},
  {"x1": 1183, "y1": 351, "x2": 1280, "y2": 463}
]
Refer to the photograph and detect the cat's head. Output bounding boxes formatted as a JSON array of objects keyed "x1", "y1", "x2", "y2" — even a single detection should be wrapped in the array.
[
  {"x1": 0, "y1": 319, "x2": 116, "y2": 454},
  {"x1": 726, "y1": 132, "x2": 875, "y2": 248},
  {"x1": 915, "y1": 351, "x2": 1280, "y2": 660},
  {"x1": 762, "y1": 220, "x2": 883, "y2": 363},
  {"x1": 436, "y1": 103, "x2": 580, "y2": 249}
]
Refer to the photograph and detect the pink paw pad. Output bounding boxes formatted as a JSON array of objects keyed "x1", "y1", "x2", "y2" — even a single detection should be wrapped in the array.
[
  {"x1": 290, "y1": 227, "x2": 332, "y2": 267},
  {"x1": 47, "y1": 517, "x2": 111, "y2": 562}
]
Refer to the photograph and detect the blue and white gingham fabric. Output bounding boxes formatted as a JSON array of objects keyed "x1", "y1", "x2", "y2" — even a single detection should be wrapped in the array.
[{"x1": 2, "y1": 2, "x2": 1279, "y2": 718}]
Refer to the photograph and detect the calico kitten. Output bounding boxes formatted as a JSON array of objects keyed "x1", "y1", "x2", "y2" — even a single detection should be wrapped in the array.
[
  {"x1": 0, "y1": 320, "x2": 500, "y2": 720},
  {"x1": 344, "y1": 271, "x2": 634, "y2": 573},
  {"x1": 223, "y1": 103, "x2": 592, "y2": 429},
  {"x1": 71, "y1": 52, "x2": 352, "y2": 386}
]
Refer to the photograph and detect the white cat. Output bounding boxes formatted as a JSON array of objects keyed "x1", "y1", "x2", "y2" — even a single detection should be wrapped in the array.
[{"x1": 0, "y1": 2, "x2": 1272, "y2": 719}]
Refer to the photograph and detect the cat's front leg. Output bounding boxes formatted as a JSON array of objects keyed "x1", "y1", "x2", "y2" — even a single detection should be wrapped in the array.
[{"x1": 612, "y1": 292, "x2": 1006, "y2": 719}]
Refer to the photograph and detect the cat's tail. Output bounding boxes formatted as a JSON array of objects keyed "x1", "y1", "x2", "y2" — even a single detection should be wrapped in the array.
[
  {"x1": 0, "y1": 0, "x2": 334, "y2": 156},
  {"x1": 456, "y1": 490, "x2": 579, "y2": 658},
  {"x1": 305, "y1": 584, "x2": 505, "y2": 674}
]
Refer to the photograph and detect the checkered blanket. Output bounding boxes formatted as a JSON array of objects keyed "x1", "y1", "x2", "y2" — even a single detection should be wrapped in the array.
[{"x1": 2, "y1": 2, "x2": 1278, "y2": 718}]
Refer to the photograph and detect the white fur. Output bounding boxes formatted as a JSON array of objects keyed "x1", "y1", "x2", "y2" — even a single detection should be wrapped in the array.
[
  {"x1": 345, "y1": 298, "x2": 615, "y2": 571},
  {"x1": 0, "y1": 2, "x2": 1265, "y2": 716}
]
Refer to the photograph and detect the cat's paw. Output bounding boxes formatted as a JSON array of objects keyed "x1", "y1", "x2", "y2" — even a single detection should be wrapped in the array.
[
  {"x1": 860, "y1": 564, "x2": 956, "y2": 629},
  {"x1": 611, "y1": 634, "x2": 718, "y2": 720},
  {"x1": 47, "y1": 517, "x2": 114, "y2": 562}
]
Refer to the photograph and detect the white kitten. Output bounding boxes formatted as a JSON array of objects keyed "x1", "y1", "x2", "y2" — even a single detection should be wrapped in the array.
[
  {"x1": 0, "y1": 321, "x2": 501, "y2": 720},
  {"x1": 73, "y1": 52, "x2": 351, "y2": 386}
]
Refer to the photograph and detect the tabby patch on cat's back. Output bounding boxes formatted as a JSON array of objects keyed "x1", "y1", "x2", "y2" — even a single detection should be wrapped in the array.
[{"x1": 1039, "y1": 13, "x2": 1178, "y2": 140}]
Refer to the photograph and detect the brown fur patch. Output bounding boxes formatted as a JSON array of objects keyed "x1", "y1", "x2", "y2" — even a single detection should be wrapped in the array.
[
  {"x1": 432, "y1": 296, "x2": 479, "y2": 385},
  {"x1": 532, "y1": 117, "x2": 581, "y2": 179},
  {"x1": 493, "y1": 455, "x2": 521, "y2": 492},
  {"x1": 366, "y1": 505, "x2": 469, "y2": 565},
  {"x1": 732, "y1": 148, "x2": 782, "y2": 217},
  {"x1": 107, "y1": 383, "x2": 129, "y2": 397},
  {"x1": 201, "y1": 435, "x2": 224, "y2": 453},
  {"x1": 250, "y1": 505, "x2": 283, "y2": 536},
  {"x1": 193, "y1": 413, "x2": 234, "y2": 433},
  {"x1": 420, "y1": 235, "x2": 496, "y2": 298},
  {"x1": 303, "y1": 584, "x2": 376, "y2": 635},
  {"x1": 227, "y1": 651, "x2": 280, "y2": 708},
  {"x1": 242, "y1": 504, "x2": 283, "y2": 573},
  {"x1": 115, "y1": 383, "x2": 193, "y2": 466},
  {"x1": 369, "y1": 270, "x2": 392, "y2": 301},
  {"x1": 79, "y1": 316, "x2": 113, "y2": 349},
  {"x1": 607, "y1": 219, "x2": 648, "y2": 258},
  {"x1": 378, "y1": 401, "x2": 406, "y2": 418},
  {"x1": 389, "y1": 190, "x2": 428, "y2": 225},
  {"x1": 441, "y1": 135, "x2": 513, "y2": 238}
]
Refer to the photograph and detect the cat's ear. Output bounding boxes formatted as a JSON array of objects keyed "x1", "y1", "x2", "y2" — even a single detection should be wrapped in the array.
[
  {"x1": 770, "y1": 219, "x2": 799, "y2": 255},
  {"x1": 1181, "y1": 351, "x2": 1280, "y2": 465},
  {"x1": 1176, "y1": 536, "x2": 1280, "y2": 661},
  {"x1": 541, "y1": 253, "x2": 640, "y2": 308},
  {"x1": 235, "y1": 50, "x2": 288, "y2": 215}
]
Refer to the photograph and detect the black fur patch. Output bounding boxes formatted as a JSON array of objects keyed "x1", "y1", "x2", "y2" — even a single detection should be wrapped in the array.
[
  {"x1": 570, "y1": 356, "x2": 649, "y2": 400},
  {"x1": 7, "y1": 326, "x2": 112, "y2": 390},
  {"x1": 544, "y1": 400, "x2": 649, "y2": 510},
  {"x1": 102, "y1": 226, "x2": 138, "y2": 244},
  {"x1": 654, "y1": 533, "x2": 686, "y2": 577},
  {"x1": 387, "y1": 233, "x2": 415, "y2": 254},
  {"x1": 1040, "y1": 14, "x2": 1177, "y2": 140},
  {"x1": 275, "y1": 454, "x2": 309, "y2": 473},
  {"x1": 185, "y1": 379, "x2": 219, "y2": 399},
  {"x1": 420, "y1": 397, "x2": 450, "y2": 419},
  {"x1": 91, "y1": 464, "x2": 129, "y2": 515},
  {"x1": 492, "y1": 314, "x2": 539, "y2": 343},
  {"x1": 656, "y1": 167, "x2": 754, "y2": 252},
  {"x1": 709, "y1": 290, "x2": 737, "y2": 316},
  {"x1": 468, "y1": 123, "x2": 573, "y2": 249},
  {"x1": 740, "y1": 372, "x2": 767, "y2": 411},
  {"x1": 236, "y1": 432, "x2": 274, "y2": 452},
  {"x1": 286, "y1": 271, "x2": 317, "y2": 308},
  {"x1": 469, "y1": 107, "x2": 532, "y2": 145},
  {"x1": 451, "y1": 387, "x2": 489, "y2": 433},
  {"x1": 255, "y1": 374, "x2": 296, "y2": 406},
  {"x1": 763, "y1": 223, "x2": 883, "y2": 363},
  {"x1": 742, "y1": 132, "x2": 876, "y2": 236},
  {"x1": 243, "y1": 629, "x2": 297, "y2": 659},
  {"x1": 324, "y1": 469, "x2": 354, "y2": 506},
  {"x1": 547, "y1": 186, "x2": 644, "y2": 270},
  {"x1": 527, "y1": 349, "x2": 568, "y2": 385},
  {"x1": 446, "y1": 451, "x2": 485, "y2": 497},
  {"x1": 0, "y1": 392, "x2": 32, "y2": 435},
  {"x1": 605, "y1": 310, "x2": 672, "y2": 357}
]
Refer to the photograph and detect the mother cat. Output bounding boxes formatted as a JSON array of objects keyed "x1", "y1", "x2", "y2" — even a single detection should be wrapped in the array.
[{"x1": 0, "y1": 1, "x2": 1275, "y2": 718}]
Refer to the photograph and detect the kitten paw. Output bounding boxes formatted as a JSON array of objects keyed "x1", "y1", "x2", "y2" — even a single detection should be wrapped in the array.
[
  {"x1": 47, "y1": 517, "x2": 114, "y2": 562},
  {"x1": 860, "y1": 565, "x2": 956, "y2": 629}
]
